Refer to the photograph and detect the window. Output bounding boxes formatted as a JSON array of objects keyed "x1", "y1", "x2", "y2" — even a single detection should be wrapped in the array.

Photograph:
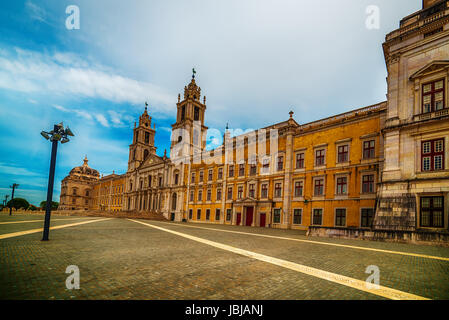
[
  {"x1": 218, "y1": 168, "x2": 223, "y2": 180},
  {"x1": 262, "y1": 158, "x2": 270, "y2": 173},
  {"x1": 215, "y1": 209, "x2": 220, "y2": 221},
  {"x1": 312, "y1": 209, "x2": 323, "y2": 225},
  {"x1": 194, "y1": 107, "x2": 200, "y2": 121},
  {"x1": 148, "y1": 176, "x2": 152, "y2": 187},
  {"x1": 314, "y1": 179, "x2": 324, "y2": 196},
  {"x1": 208, "y1": 169, "x2": 213, "y2": 181},
  {"x1": 335, "y1": 209, "x2": 346, "y2": 227},
  {"x1": 229, "y1": 165, "x2": 234, "y2": 177},
  {"x1": 363, "y1": 140, "x2": 375, "y2": 159},
  {"x1": 73, "y1": 188, "x2": 77, "y2": 195},
  {"x1": 145, "y1": 132, "x2": 150, "y2": 144},
  {"x1": 191, "y1": 173, "x2": 195, "y2": 183},
  {"x1": 181, "y1": 105, "x2": 186, "y2": 120},
  {"x1": 197, "y1": 209, "x2": 201, "y2": 220},
  {"x1": 190, "y1": 191, "x2": 194, "y2": 202},
  {"x1": 277, "y1": 156, "x2": 284, "y2": 171},
  {"x1": 199, "y1": 171, "x2": 204, "y2": 182},
  {"x1": 274, "y1": 183, "x2": 282, "y2": 198},
  {"x1": 206, "y1": 209, "x2": 210, "y2": 221},
  {"x1": 420, "y1": 197, "x2": 444, "y2": 228},
  {"x1": 273, "y1": 209, "x2": 281, "y2": 224},
  {"x1": 174, "y1": 174, "x2": 179, "y2": 185},
  {"x1": 239, "y1": 164, "x2": 245, "y2": 176},
  {"x1": 422, "y1": 79, "x2": 445, "y2": 113},
  {"x1": 250, "y1": 164, "x2": 257, "y2": 176},
  {"x1": 217, "y1": 188, "x2": 222, "y2": 201},
  {"x1": 227, "y1": 187, "x2": 233, "y2": 200},
  {"x1": 315, "y1": 149, "x2": 325, "y2": 166},
  {"x1": 293, "y1": 209, "x2": 302, "y2": 225},
  {"x1": 336, "y1": 177, "x2": 347, "y2": 195},
  {"x1": 362, "y1": 175, "x2": 375, "y2": 193},
  {"x1": 207, "y1": 189, "x2": 212, "y2": 201},
  {"x1": 189, "y1": 209, "x2": 193, "y2": 220},
  {"x1": 226, "y1": 209, "x2": 232, "y2": 221},
  {"x1": 261, "y1": 184, "x2": 268, "y2": 198},
  {"x1": 198, "y1": 190, "x2": 203, "y2": 202},
  {"x1": 159, "y1": 177, "x2": 162, "y2": 186},
  {"x1": 296, "y1": 153, "x2": 305, "y2": 169},
  {"x1": 361, "y1": 208, "x2": 374, "y2": 228},
  {"x1": 294, "y1": 181, "x2": 303, "y2": 197},
  {"x1": 338, "y1": 145, "x2": 349, "y2": 163},
  {"x1": 422, "y1": 139, "x2": 445, "y2": 171},
  {"x1": 238, "y1": 186, "x2": 243, "y2": 199},
  {"x1": 249, "y1": 184, "x2": 255, "y2": 198}
]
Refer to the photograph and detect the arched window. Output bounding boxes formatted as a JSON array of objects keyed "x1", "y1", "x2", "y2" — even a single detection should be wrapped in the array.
[
  {"x1": 194, "y1": 107, "x2": 200, "y2": 121},
  {"x1": 144, "y1": 149, "x2": 149, "y2": 160},
  {"x1": 172, "y1": 193, "x2": 177, "y2": 210}
]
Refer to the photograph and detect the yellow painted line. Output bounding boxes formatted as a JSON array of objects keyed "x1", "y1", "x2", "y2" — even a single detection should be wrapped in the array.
[
  {"x1": 129, "y1": 219, "x2": 429, "y2": 300},
  {"x1": 0, "y1": 218, "x2": 113, "y2": 240},
  {"x1": 153, "y1": 221, "x2": 449, "y2": 262},
  {"x1": 0, "y1": 218, "x2": 97, "y2": 225}
]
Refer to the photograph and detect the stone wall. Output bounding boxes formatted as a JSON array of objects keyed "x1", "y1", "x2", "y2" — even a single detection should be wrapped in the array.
[
  {"x1": 307, "y1": 226, "x2": 449, "y2": 247},
  {"x1": 374, "y1": 194, "x2": 417, "y2": 231}
]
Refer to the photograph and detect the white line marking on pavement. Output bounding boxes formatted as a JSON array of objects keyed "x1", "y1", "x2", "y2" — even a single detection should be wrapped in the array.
[
  {"x1": 152, "y1": 221, "x2": 449, "y2": 262},
  {"x1": 0, "y1": 218, "x2": 97, "y2": 225},
  {"x1": 0, "y1": 218, "x2": 113, "y2": 240},
  {"x1": 129, "y1": 219, "x2": 429, "y2": 300}
]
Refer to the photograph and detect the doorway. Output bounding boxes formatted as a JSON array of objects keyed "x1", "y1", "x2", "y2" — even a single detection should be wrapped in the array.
[
  {"x1": 260, "y1": 213, "x2": 266, "y2": 228},
  {"x1": 236, "y1": 213, "x2": 241, "y2": 226},
  {"x1": 245, "y1": 207, "x2": 254, "y2": 226}
]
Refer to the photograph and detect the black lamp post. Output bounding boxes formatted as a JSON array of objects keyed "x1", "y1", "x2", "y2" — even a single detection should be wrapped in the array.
[
  {"x1": 41, "y1": 122, "x2": 74, "y2": 241},
  {"x1": 9, "y1": 184, "x2": 19, "y2": 216}
]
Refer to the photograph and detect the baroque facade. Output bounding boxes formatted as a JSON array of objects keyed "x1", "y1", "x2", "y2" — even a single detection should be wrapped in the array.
[{"x1": 60, "y1": 0, "x2": 449, "y2": 234}]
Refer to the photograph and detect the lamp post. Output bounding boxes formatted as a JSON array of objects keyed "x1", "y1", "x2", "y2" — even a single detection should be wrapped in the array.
[
  {"x1": 9, "y1": 184, "x2": 19, "y2": 216},
  {"x1": 41, "y1": 122, "x2": 74, "y2": 241}
]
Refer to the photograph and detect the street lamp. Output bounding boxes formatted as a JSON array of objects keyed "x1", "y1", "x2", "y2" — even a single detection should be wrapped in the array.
[
  {"x1": 9, "y1": 184, "x2": 19, "y2": 216},
  {"x1": 41, "y1": 122, "x2": 74, "y2": 241}
]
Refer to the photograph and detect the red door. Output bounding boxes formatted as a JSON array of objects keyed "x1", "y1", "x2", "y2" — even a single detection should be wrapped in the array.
[
  {"x1": 236, "y1": 213, "x2": 241, "y2": 226},
  {"x1": 245, "y1": 207, "x2": 254, "y2": 226},
  {"x1": 260, "y1": 213, "x2": 266, "y2": 228}
]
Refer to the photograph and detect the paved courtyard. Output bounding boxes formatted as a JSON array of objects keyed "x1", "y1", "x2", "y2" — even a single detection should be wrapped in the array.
[{"x1": 0, "y1": 213, "x2": 448, "y2": 300}]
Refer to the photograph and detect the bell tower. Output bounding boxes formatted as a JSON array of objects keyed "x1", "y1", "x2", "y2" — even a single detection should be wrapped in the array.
[
  {"x1": 128, "y1": 103, "x2": 157, "y2": 171},
  {"x1": 170, "y1": 69, "x2": 208, "y2": 160}
]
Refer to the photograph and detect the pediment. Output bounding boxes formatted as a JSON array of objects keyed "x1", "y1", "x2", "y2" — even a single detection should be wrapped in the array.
[
  {"x1": 409, "y1": 60, "x2": 449, "y2": 80},
  {"x1": 139, "y1": 153, "x2": 165, "y2": 169}
]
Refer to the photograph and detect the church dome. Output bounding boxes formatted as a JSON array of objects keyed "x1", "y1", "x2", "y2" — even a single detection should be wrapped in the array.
[{"x1": 68, "y1": 156, "x2": 100, "y2": 179}]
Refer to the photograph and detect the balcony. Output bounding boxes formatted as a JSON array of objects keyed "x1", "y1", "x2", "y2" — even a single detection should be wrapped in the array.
[{"x1": 414, "y1": 108, "x2": 449, "y2": 122}]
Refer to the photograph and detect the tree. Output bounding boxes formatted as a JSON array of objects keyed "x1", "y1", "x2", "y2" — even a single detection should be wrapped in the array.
[
  {"x1": 7, "y1": 198, "x2": 30, "y2": 210},
  {"x1": 28, "y1": 204, "x2": 39, "y2": 211},
  {"x1": 40, "y1": 201, "x2": 59, "y2": 210}
]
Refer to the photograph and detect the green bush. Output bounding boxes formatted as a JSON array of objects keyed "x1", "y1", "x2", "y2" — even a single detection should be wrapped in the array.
[
  {"x1": 7, "y1": 198, "x2": 30, "y2": 210},
  {"x1": 40, "y1": 201, "x2": 59, "y2": 210}
]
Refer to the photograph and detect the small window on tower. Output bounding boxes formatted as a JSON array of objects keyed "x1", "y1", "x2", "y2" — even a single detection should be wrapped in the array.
[
  {"x1": 181, "y1": 106, "x2": 186, "y2": 120},
  {"x1": 145, "y1": 132, "x2": 150, "y2": 144},
  {"x1": 194, "y1": 107, "x2": 200, "y2": 121}
]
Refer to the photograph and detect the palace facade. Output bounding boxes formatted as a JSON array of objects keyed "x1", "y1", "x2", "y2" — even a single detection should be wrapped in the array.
[{"x1": 59, "y1": 0, "x2": 449, "y2": 235}]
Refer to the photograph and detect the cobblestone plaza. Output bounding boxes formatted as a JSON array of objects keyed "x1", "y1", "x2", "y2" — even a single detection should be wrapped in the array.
[{"x1": 1, "y1": 213, "x2": 448, "y2": 300}]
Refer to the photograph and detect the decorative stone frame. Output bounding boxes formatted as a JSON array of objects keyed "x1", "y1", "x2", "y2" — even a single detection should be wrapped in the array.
[
  {"x1": 313, "y1": 144, "x2": 328, "y2": 170},
  {"x1": 334, "y1": 207, "x2": 347, "y2": 228},
  {"x1": 312, "y1": 175, "x2": 326, "y2": 200},
  {"x1": 292, "y1": 178, "x2": 305, "y2": 201},
  {"x1": 335, "y1": 138, "x2": 352, "y2": 167},
  {"x1": 294, "y1": 148, "x2": 307, "y2": 172},
  {"x1": 334, "y1": 172, "x2": 350, "y2": 199}
]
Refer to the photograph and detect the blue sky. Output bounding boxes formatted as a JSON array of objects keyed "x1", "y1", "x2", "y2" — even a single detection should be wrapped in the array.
[{"x1": 0, "y1": 0, "x2": 421, "y2": 206}]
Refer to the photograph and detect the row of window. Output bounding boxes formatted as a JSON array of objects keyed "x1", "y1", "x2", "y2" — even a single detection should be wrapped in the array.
[
  {"x1": 188, "y1": 174, "x2": 375, "y2": 202},
  {"x1": 187, "y1": 196, "x2": 445, "y2": 229},
  {"x1": 272, "y1": 208, "x2": 375, "y2": 228},
  {"x1": 189, "y1": 140, "x2": 377, "y2": 184}
]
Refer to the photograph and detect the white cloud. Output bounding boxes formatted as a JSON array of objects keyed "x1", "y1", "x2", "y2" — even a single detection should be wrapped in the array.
[
  {"x1": 95, "y1": 114, "x2": 109, "y2": 127},
  {"x1": 0, "y1": 47, "x2": 175, "y2": 114},
  {"x1": 0, "y1": 163, "x2": 41, "y2": 177},
  {"x1": 25, "y1": 0, "x2": 47, "y2": 23},
  {"x1": 52, "y1": 104, "x2": 93, "y2": 121}
]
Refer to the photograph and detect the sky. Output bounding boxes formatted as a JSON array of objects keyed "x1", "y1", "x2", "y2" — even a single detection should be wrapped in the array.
[{"x1": 0, "y1": 0, "x2": 421, "y2": 206}]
